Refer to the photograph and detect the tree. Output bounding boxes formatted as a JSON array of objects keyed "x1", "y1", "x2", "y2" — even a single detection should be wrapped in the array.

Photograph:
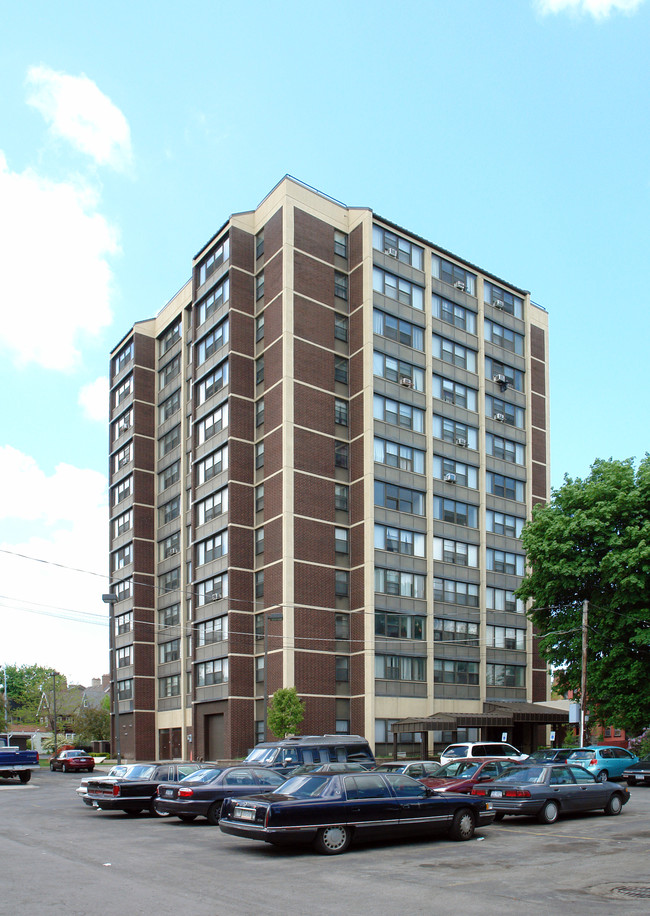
[
  {"x1": 517, "y1": 457, "x2": 650, "y2": 735},
  {"x1": 267, "y1": 687, "x2": 305, "y2": 739},
  {"x1": 2, "y1": 664, "x2": 55, "y2": 725},
  {"x1": 71, "y1": 700, "x2": 110, "y2": 745}
]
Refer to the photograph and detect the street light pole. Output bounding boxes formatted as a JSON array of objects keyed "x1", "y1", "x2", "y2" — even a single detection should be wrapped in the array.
[
  {"x1": 51, "y1": 671, "x2": 59, "y2": 755},
  {"x1": 102, "y1": 592, "x2": 122, "y2": 764}
]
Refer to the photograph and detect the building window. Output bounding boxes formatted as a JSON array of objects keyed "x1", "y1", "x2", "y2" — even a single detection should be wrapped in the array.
[
  {"x1": 334, "y1": 272, "x2": 348, "y2": 300},
  {"x1": 433, "y1": 618, "x2": 479, "y2": 646},
  {"x1": 486, "y1": 510, "x2": 525, "y2": 538},
  {"x1": 159, "y1": 532, "x2": 181, "y2": 560},
  {"x1": 255, "y1": 656, "x2": 265, "y2": 683},
  {"x1": 256, "y1": 229, "x2": 264, "y2": 260},
  {"x1": 433, "y1": 375, "x2": 478, "y2": 411},
  {"x1": 335, "y1": 613, "x2": 350, "y2": 639},
  {"x1": 433, "y1": 537, "x2": 478, "y2": 567},
  {"x1": 117, "y1": 678, "x2": 133, "y2": 701},
  {"x1": 335, "y1": 527, "x2": 349, "y2": 554},
  {"x1": 198, "y1": 236, "x2": 229, "y2": 286},
  {"x1": 432, "y1": 294, "x2": 477, "y2": 334},
  {"x1": 196, "y1": 530, "x2": 228, "y2": 565},
  {"x1": 255, "y1": 442, "x2": 265, "y2": 469},
  {"x1": 373, "y1": 309, "x2": 424, "y2": 350},
  {"x1": 485, "y1": 318, "x2": 524, "y2": 355},
  {"x1": 335, "y1": 570, "x2": 349, "y2": 597},
  {"x1": 196, "y1": 573, "x2": 228, "y2": 605},
  {"x1": 114, "y1": 578, "x2": 132, "y2": 602},
  {"x1": 334, "y1": 356, "x2": 349, "y2": 384},
  {"x1": 113, "y1": 477, "x2": 132, "y2": 506},
  {"x1": 373, "y1": 267, "x2": 424, "y2": 310},
  {"x1": 486, "y1": 549, "x2": 525, "y2": 577},
  {"x1": 113, "y1": 341, "x2": 134, "y2": 378},
  {"x1": 255, "y1": 399, "x2": 265, "y2": 427},
  {"x1": 116, "y1": 646, "x2": 132, "y2": 668},
  {"x1": 197, "y1": 318, "x2": 229, "y2": 366},
  {"x1": 434, "y1": 659, "x2": 479, "y2": 685},
  {"x1": 375, "y1": 567, "x2": 426, "y2": 599},
  {"x1": 197, "y1": 361, "x2": 229, "y2": 405},
  {"x1": 335, "y1": 399, "x2": 348, "y2": 426},
  {"x1": 432, "y1": 334, "x2": 477, "y2": 373},
  {"x1": 255, "y1": 527, "x2": 265, "y2": 555},
  {"x1": 375, "y1": 654, "x2": 426, "y2": 682},
  {"x1": 256, "y1": 356, "x2": 264, "y2": 386},
  {"x1": 113, "y1": 509, "x2": 132, "y2": 538},
  {"x1": 335, "y1": 442, "x2": 349, "y2": 469},
  {"x1": 433, "y1": 456, "x2": 478, "y2": 488},
  {"x1": 374, "y1": 481, "x2": 425, "y2": 515},
  {"x1": 196, "y1": 445, "x2": 228, "y2": 485},
  {"x1": 159, "y1": 675, "x2": 181, "y2": 698},
  {"x1": 255, "y1": 570, "x2": 264, "y2": 598},
  {"x1": 335, "y1": 656, "x2": 349, "y2": 681},
  {"x1": 486, "y1": 395, "x2": 525, "y2": 430},
  {"x1": 197, "y1": 487, "x2": 228, "y2": 525},
  {"x1": 373, "y1": 437, "x2": 425, "y2": 474},
  {"x1": 487, "y1": 472, "x2": 525, "y2": 502},
  {"x1": 159, "y1": 568, "x2": 180, "y2": 594},
  {"x1": 335, "y1": 314, "x2": 348, "y2": 341},
  {"x1": 431, "y1": 254, "x2": 476, "y2": 296},
  {"x1": 159, "y1": 603, "x2": 180, "y2": 627},
  {"x1": 373, "y1": 352, "x2": 425, "y2": 391},
  {"x1": 159, "y1": 495, "x2": 181, "y2": 525},
  {"x1": 484, "y1": 282, "x2": 523, "y2": 319},
  {"x1": 197, "y1": 403, "x2": 228, "y2": 443},
  {"x1": 113, "y1": 443, "x2": 132, "y2": 473},
  {"x1": 433, "y1": 497, "x2": 478, "y2": 528},
  {"x1": 256, "y1": 272, "x2": 264, "y2": 300},
  {"x1": 486, "y1": 434, "x2": 525, "y2": 466},
  {"x1": 197, "y1": 616, "x2": 228, "y2": 646},
  {"x1": 112, "y1": 409, "x2": 133, "y2": 441},
  {"x1": 375, "y1": 612, "x2": 425, "y2": 640},
  {"x1": 159, "y1": 461, "x2": 180, "y2": 492},
  {"x1": 433, "y1": 416, "x2": 478, "y2": 450},
  {"x1": 334, "y1": 230, "x2": 348, "y2": 259},
  {"x1": 197, "y1": 277, "x2": 230, "y2": 326},
  {"x1": 196, "y1": 658, "x2": 229, "y2": 687},
  {"x1": 112, "y1": 544, "x2": 132, "y2": 572},
  {"x1": 159, "y1": 319, "x2": 181, "y2": 356},
  {"x1": 486, "y1": 663, "x2": 526, "y2": 688},
  {"x1": 114, "y1": 375, "x2": 133, "y2": 406},
  {"x1": 434, "y1": 577, "x2": 479, "y2": 607},
  {"x1": 334, "y1": 483, "x2": 348, "y2": 511},
  {"x1": 336, "y1": 719, "x2": 350, "y2": 734},
  {"x1": 159, "y1": 426, "x2": 181, "y2": 458},
  {"x1": 373, "y1": 395, "x2": 425, "y2": 433},
  {"x1": 486, "y1": 625, "x2": 526, "y2": 651},
  {"x1": 159, "y1": 389, "x2": 181, "y2": 423},
  {"x1": 374, "y1": 524, "x2": 425, "y2": 557},
  {"x1": 486, "y1": 356, "x2": 524, "y2": 393},
  {"x1": 486, "y1": 587, "x2": 525, "y2": 614},
  {"x1": 373, "y1": 225, "x2": 424, "y2": 269},
  {"x1": 255, "y1": 314, "x2": 265, "y2": 342},
  {"x1": 255, "y1": 484, "x2": 264, "y2": 513},
  {"x1": 115, "y1": 611, "x2": 133, "y2": 636},
  {"x1": 159, "y1": 639, "x2": 180, "y2": 663}
]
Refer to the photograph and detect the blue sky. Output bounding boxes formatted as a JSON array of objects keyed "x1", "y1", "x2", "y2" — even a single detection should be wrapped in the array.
[{"x1": 1, "y1": 0, "x2": 648, "y2": 685}]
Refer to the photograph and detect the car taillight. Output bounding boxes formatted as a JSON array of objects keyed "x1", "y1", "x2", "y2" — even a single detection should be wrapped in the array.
[
  {"x1": 178, "y1": 788, "x2": 194, "y2": 798},
  {"x1": 471, "y1": 788, "x2": 487, "y2": 796},
  {"x1": 264, "y1": 807, "x2": 271, "y2": 827},
  {"x1": 112, "y1": 785, "x2": 121, "y2": 797},
  {"x1": 504, "y1": 789, "x2": 531, "y2": 798},
  {"x1": 36, "y1": 753, "x2": 39, "y2": 763},
  {"x1": 590, "y1": 758, "x2": 597, "y2": 766}
]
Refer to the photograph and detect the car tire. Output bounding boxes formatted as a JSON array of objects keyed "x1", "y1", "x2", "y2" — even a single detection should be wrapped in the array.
[
  {"x1": 18, "y1": 771, "x2": 31, "y2": 784},
  {"x1": 62, "y1": 763, "x2": 67, "y2": 773},
  {"x1": 597, "y1": 770, "x2": 609, "y2": 783},
  {"x1": 206, "y1": 801, "x2": 223, "y2": 826},
  {"x1": 449, "y1": 808, "x2": 476, "y2": 841},
  {"x1": 605, "y1": 794, "x2": 623, "y2": 816},
  {"x1": 537, "y1": 800, "x2": 559, "y2": 824},
  {"x1": 49, "y1": 763, "x2": 55, "y2": 771},
  {"x1": 178, "y1": 814, "x2": 197, "y2": 822},
  {"x1": 313, "y1": 825, "x2": 352, "y2": 855},
  {"x1": 149, "y1": 800, "x2": 170, "y2": 817}
]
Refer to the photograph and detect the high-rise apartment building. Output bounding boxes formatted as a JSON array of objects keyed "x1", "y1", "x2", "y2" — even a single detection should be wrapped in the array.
[{"x1": 108, "y1": 176, "x2": 550, "y2": 762}]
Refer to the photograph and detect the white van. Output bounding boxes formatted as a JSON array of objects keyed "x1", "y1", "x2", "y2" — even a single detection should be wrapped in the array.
[{"x1": 439, "y1": 741, "x2": 527, "y2": 766}]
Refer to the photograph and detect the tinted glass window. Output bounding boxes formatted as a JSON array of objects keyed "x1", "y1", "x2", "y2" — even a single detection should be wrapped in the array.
[
  {"x1": 345, "y1": 775, "x2": 391, "y2": 799},
  {"x1": 569, "y1": 766, "x2": 596, "y2": 784},
  {"x1": 384, "y1": 774, "x2": 426, "y2": 797},
  {"x1": 224, "y1": 770, "x2": 257, "y2": 786}
]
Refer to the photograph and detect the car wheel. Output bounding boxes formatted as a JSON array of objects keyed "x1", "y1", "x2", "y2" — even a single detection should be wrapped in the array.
[
  {"x1": 62, "y1": 763, "x2": 67, "y2": 773},
  {"x1": 49, "y1": 763, "x2": 55, "y2": 771},
  {"x1": 605, "y1": 793, "x2": 623, "y2": 816},
  {"x1": 313, "y1": 825, "x2": 352, "y2": 855},
  {"x1": 537, "y1": 800, "x2": 559, "y2": 824},
  {"x1": 149, "y1": 800, "x2": 170, "y2": 817},
  {"x1": 449, "y1": 808, "x2": 476, "y2": 841},
  {"x1": 597, "y1": 770, "x2": 609, "y2": 783},
  {"x1": 206, "y1": 801, "x2": 223, "y2": 826},
  {"x1": 178, "y1": 814, "x2": 197, "y2": 822},
  {"x1": 19, "y1": 771, "x2": 31, "y2": 784}
]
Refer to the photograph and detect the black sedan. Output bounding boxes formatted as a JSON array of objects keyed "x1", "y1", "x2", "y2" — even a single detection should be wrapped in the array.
[
  {"x1": 623, "y1": 754, "x2": 650, "y2": 786},
  {"x1": 155, "y1": 766, "x2": 286, "y2": 823},
  {"x1": 219, "y1": 770, "x2": 495, "y2": 855},
  {"x1": 471, "y1": 763, "x2": 630, "y2": 823},
  {"x1": 86, "y1": 762, "x2": 202, "y2": 815}
]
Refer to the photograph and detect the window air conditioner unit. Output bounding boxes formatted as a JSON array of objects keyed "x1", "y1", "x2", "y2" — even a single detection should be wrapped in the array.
[
  {"x1": 494, "y1": 413, "x2": 506, "y2": 422},
  {"x1": 454, "y1": 281, "x2": 466, "y2": 291},
  {"x1": 493, "y1": 374, "x2": 508, "y2": 385},
  {"x1": 493, "y1": 299, "x2": 505, "y2": 309},
  {"x1": 385, "y1": 246, "x2": 398, "y2": 257},
  {"x1": 168, "y1": 548, "x2": 179, "y2": 556},
  {"x1": 456, "y1": 437, "x2": 467, "y2": 447},
  {"x1": 444, "y1": 473, "x2": 456, "y2": 483},
  {"x1": 399, "y1": 376, "x2": 413, "y2": 388}
]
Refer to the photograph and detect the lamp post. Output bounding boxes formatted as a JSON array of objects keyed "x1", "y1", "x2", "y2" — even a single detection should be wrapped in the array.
[
  {"x1": 263, "y1": 612, "x2": 283, "y2": 740},
  {"x1": 50, "y1": 671, "x2": 59, "y2": 755},
  {"x1": 102, "y1": 592, "x2": 122, "y2": 764}
]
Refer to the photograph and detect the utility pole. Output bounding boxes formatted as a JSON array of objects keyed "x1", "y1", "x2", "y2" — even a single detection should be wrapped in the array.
[
  {"x1": 51, "y1": 671, "x2": 59, "y2": 755},
  {"x1": 580, "y1": 599, "x2": 588, "y2": 747}
]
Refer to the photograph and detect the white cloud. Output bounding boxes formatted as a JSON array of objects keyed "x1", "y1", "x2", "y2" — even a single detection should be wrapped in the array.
[
  {"x1": 26, "y1": 65, "x2": 133, "y2": 172},
  {"x1": 0, "y1": 447, "x2": 109, "y2": 685},
  {"x1": 79, "y1": 377, "x2": 109, "y2": 423},
  {"x1": 536, "y1": 0, "x2": 646, "y2": 17},
  {"x1": 0, "y1": 151, "x2": 119, "y2": 370}
]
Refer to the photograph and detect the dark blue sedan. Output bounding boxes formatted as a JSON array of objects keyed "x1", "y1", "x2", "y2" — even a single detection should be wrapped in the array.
[{"x1": 219, "y1": 770, "x2": 495, "y2": 854}]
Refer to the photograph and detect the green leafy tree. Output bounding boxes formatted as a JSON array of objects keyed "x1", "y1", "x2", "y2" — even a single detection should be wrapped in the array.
[
  {"x1": 71, "y1": 702, "x2": 110, "y2": 745},
  {"x1": 517, "y1": 457, "x2": 650, "y2": 735},
  {"x1": 267, "y1": 687, "x2": 305, "y2": 739},
  {"x1": 3, "y1": 664, "x2": 55, "y2": 726}
]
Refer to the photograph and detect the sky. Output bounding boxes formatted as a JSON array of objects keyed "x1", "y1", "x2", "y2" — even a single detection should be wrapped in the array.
[{"x1": 1, "y1": 0, "x2": 649, "y2": 687}]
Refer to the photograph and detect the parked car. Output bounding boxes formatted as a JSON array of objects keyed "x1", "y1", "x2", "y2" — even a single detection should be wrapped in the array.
[
  {"x1": 471, "y1": 762, "x2": 630, "y2": 823},
  {"x1": 622, "y1": 754, "x2": 650, "y2": 786},
  {"x1": 77, "y1": 764, "x2": 136, "y2": 807},
  {"x1": 155, "y1": 766, "x2": 286, "y2": 823},
  {"x1": 86, "y1": 762, "x2": 202, "y2": 815},
  {"x1": 439, "y1": 742, "x2": 527, "y2": 766},
  {"x1": 219, "y1": 770, "x2": 495, "y2": 855},
  {"x1": 526, "y1": 748, "x2": 576, "y2": 763},
  {"x1": 372, "y1": 761, "x2": 442, "y2": 779},
  {"x1": 243, "y1": 735, "x2": 375, "y2": 776},
  {"x1": 568, "y1": 746, "x2": 639, "y2": 782},
  {"x1": 421, "y1": 758, "x2": 513, "y2": 793},
  {"x1": 50, "y1": 749, "x2": 95, "y2": 772},
  {"x1": 285, "y1": 762, "x2": 370, "y2": 777}
]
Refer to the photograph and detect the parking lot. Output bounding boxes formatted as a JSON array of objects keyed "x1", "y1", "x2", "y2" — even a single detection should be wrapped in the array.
[{"x1": 3, "y1": 767, "x2": 650, "y2": 915}]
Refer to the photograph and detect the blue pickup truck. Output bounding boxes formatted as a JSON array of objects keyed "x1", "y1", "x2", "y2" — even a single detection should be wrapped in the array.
[{"x1": 0, "y1": 744, "x2": 39, "y2": 783}]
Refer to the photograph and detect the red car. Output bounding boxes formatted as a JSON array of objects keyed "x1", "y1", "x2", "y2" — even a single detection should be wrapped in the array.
[
  {"x1": 49, "y1": 749, "x2": 95, "y2": 773},
  {"x1": 421, "y1": 758, "x2": 514, "y2": 793}
]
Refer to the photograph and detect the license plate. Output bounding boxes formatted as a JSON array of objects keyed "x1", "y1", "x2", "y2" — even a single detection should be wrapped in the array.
[
  {"x1": 234, "y1": 806, "x2": 255, "y2": 821},
  {"x1": 491, "y1": 790, "x2": 503, "y2": 798}
]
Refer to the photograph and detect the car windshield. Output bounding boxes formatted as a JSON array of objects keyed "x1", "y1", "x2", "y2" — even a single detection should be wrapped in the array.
[
  {"x1": 68, "y1": 751, "x2": 87, "y2": 757},
  {"x1": 498, "y1": 766, "x2": 546, "y2": 784},
  {"x1": 181, "y1": 768, "x2": 222, "y2": 783},
  {"x1": 375, "y1": 763, "x2": 405, "y2": 773},
  {"x1": 274, "y1": 775, "x2": 330, "y2": 798},
  {"x1": 528, "y1": 751, "x2": 555, "y2": 761},
  {"x1": 122, "y1": 765, "x2": 156, "y2": 779},
  {"x1": 244, "y1": 748, "x2": 278, "y2": 764},
  {"x1": 568, "y1": 751, "x2": 592, "y2": 760},
  {"x1": 436, "y1": 760, "x2": 482, "y2": 778}
]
